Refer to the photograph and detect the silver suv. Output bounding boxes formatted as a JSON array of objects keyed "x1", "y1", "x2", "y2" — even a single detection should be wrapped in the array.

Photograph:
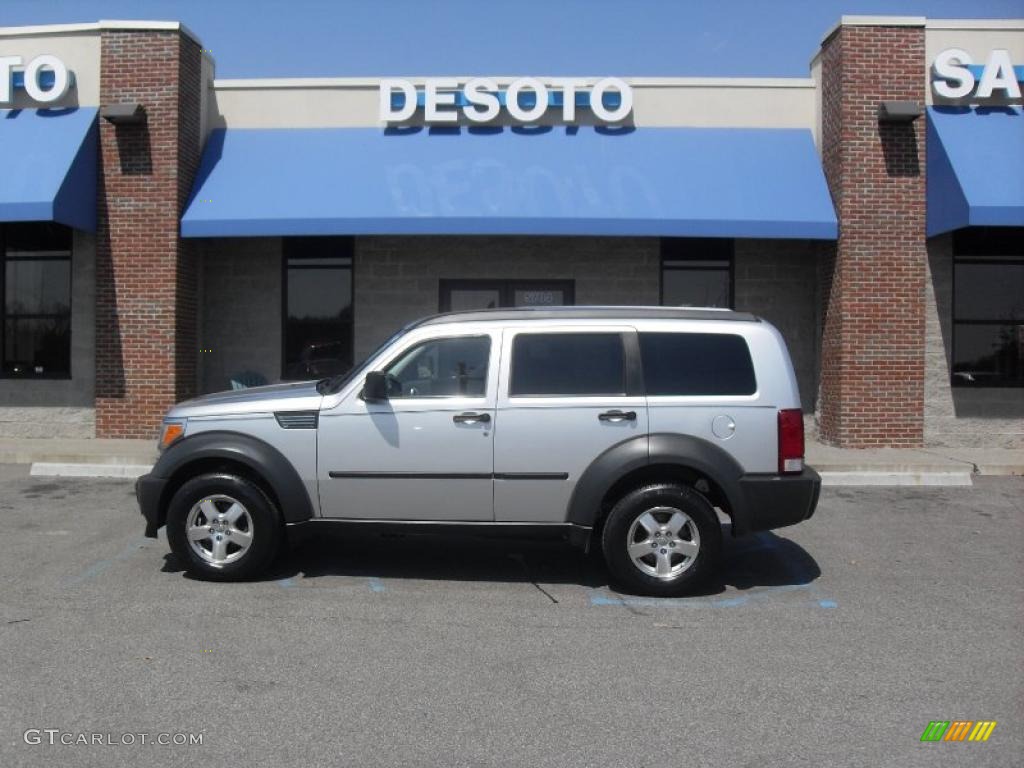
[{"x1": 137, "y1": 307, "x2": 820, "y2": 596}]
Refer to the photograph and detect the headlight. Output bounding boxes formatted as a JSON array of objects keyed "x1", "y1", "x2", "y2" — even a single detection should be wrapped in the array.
[{"x1": 158, "y1": 419, "x2": 187, "y2": 451}]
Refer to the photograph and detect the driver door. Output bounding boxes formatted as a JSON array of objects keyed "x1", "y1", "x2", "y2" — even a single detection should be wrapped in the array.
[{"x1": 317, "y1": 330, "x2": 499, "y2": 521}]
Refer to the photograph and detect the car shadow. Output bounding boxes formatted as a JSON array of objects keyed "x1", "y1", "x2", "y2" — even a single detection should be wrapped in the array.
[{"x1": 163, "y1": 524, "x2": 820, "y2": 597}]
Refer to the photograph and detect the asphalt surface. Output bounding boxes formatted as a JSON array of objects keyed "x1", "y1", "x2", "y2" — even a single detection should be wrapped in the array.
[{"x1": 0, "y1": 464, "x2": 1021, "y2": 767}]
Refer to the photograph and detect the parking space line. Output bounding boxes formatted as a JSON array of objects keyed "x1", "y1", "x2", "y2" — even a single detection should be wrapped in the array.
[
  {"x1": 588, "y1": 585, "x2": 838, "y2": 609},
  {"x1": 63, "y1": 538, "x2": 151, "y2": 587}
]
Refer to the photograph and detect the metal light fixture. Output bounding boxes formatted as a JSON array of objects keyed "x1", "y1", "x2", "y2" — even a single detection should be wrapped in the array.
[
  {"x1": 101, "y1": 102, "x2": 147, "y2": 125},
  {"x1": 877, "y1": 101, "x2": 922, "y2": 122}
]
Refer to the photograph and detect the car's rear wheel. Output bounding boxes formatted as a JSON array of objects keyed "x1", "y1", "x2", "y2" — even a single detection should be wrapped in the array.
[
  {"x1": 166, "y1": 473, "x2": 281, "y2": 581},
  {"x1": 601, "y1": 483, "x2": 721, "y2": 597}
]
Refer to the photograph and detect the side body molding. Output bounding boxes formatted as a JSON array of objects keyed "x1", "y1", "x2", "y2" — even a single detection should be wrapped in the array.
[
  {"x1": 149, "y1": 430, "x2": 316, "y2": 525},
  {"x1": 566, "y1": 432, "x2": 747, "y2": 532}
]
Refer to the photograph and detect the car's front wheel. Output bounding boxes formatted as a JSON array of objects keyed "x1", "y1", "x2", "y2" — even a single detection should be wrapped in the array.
[
  {"x1": 601, "y1": 483, "x2": 721, "y2": 596},
  {"x1": 166, "y1": 473, "x2": 281, "y2": 581}
]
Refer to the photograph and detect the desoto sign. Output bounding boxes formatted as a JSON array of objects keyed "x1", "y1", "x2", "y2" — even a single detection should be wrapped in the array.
[
  {"x1": 0, "y1": 54, "x2": 72, "y2": 104},
  {"x1": 379, "y1": 77, "x2": 633, "y2": 124},
  {"x1": 932, "y1": 48, "x2": 1023, "y2": 99}
]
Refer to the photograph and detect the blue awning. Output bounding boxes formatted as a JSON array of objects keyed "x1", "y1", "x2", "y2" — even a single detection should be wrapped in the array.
[
  {"x1": 0, "y1": 108, "x2": 98, "y2": 232},
  {"x1": 927, "y1": 107, "x2": 1024, "y2": 237},
  {"x1": 182, "y1": 126, "x2": 837, "y2": 239}
]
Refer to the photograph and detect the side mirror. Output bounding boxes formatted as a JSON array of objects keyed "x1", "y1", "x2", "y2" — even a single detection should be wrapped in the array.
[{"x1": 363, "y1": 371, "x2": 389, "y2": 401}]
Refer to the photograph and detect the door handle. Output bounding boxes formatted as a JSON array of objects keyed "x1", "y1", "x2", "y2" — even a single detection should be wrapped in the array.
[
  {"x1": 453, "y1": 412, "x2": 491, "y2": 424},
  {"x1": 598, "y1": 410, "x2": 637, "y2": 422}
]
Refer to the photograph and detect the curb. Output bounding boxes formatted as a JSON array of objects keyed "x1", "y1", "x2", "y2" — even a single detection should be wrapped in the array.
[
  {"x1": 30, "y1": 462, "x2": 154, "y2": 479},
  {"x1": 818, "y1": 470, "x2": 974, "y2": 487}
]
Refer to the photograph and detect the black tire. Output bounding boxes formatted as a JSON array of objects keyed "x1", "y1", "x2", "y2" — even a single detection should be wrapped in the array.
[
  {"x1": 601, "y1": 483, "x2": 721, "y2": 597},
  {"x1": 166, "y1": 473, "x2": 281, "y2": 581}
]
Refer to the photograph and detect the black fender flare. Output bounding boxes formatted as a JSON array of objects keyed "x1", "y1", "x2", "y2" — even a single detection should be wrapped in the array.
[
  {"x1": 566, "y1": 432, "x2": 748, "y2": 532},
  {"x1": 150, "y1": 430, "x2": 315, "y2": 525}
]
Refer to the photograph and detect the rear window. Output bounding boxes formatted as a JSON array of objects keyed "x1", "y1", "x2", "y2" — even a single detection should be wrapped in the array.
[
  {"x1": 639, "y1": 332, "x2": 756, "y2": 396},
  {"x1": 510, "y1": 333, "x2": 625, "y2": 396}
]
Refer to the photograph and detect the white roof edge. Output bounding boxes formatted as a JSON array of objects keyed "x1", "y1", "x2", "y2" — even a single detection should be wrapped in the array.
[
  {"x1": 0, "y1": 19, "x2": 202, "y2": 45},
  {"x1": 213, "y1": 75, "x2": 816, "y2": 90},
  {"x1": 925, "y1": 18, "x2": 1024, "y2": 30},
  {"x1": 820, "y1": 15, "x2": 926, "y2": 44}
]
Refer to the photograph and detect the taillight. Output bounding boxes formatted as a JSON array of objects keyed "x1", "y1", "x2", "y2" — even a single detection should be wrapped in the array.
[{"x1": 778, "y1": 408, "x2": 804, "y2": 474}]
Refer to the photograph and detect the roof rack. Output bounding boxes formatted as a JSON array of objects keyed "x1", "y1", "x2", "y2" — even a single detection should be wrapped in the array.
[{"x1": 418, "y1": 306, "x2": 760, "y2": 325}]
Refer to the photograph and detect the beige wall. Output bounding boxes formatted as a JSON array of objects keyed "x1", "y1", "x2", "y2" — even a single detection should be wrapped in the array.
[
  {"x1": 924, "y1": 235, "x2": 1024, "y2": 448},
  {"x1": 0, "y1": 30, "x2": 101, "y2": 108},
  {"x1": 925, "y1": 20, "x2": 1024, "y2": 106},
  {"x1": 209, "y1": 77, "x2": 817, "y2": 132}
]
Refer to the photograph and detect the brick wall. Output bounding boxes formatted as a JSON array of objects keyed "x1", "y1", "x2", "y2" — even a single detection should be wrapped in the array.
[
  {"x1": 94, "y1": 30, "x2": 202, "y2": 438},
  {"x1": 818, "y1": 22, "x2": 927, "y2": 447}
]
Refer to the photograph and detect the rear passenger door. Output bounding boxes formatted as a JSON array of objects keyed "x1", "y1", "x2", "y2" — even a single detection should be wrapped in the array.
[
  {"x1": 640, "y1": 330, "x2": 774, "y2": 473},
  {"x1": 493, "y1": 328, "x2": 648, "y2": 522}
]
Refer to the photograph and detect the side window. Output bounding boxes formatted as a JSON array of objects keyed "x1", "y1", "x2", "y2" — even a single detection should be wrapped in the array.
[
  {"x1": 383, "y1": 336, "x2": 490, "y2": 398},
  {"x1": 510, "y1": 333, "x2": 625, "y2": 396},
  {"x1": 640, "y1": 332, "x2": 756, "y2": 396}
]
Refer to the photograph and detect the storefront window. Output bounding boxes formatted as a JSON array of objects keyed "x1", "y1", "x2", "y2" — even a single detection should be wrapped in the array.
[
  {"x1": 952, "y1": 228, "x2": 1023, "y2": 388},
  {"x1": 283, "y1": 237, "x2": 353, "y2": 380},
  {"x1": 439, "y1": 280, "x2": 574, "y2": 311},
  {"x1": 661, "y1": 238, "x2": 733, "y2": 308},
  {"x1": 1, "y1": 223, "x2": 72, "y2": 378}
]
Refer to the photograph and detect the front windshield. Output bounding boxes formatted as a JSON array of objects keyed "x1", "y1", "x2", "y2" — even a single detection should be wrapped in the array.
[{"x1": 317, "y1": 324, "x2": 412, "y2": 395}]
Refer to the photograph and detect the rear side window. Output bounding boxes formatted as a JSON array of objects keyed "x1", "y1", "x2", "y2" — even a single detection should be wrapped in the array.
[
  {"x1": 510, "y1": 333, "x2": 625, "y2": 396},
  {"x1": 640, "y1": 332, "x2": 756, "y2": 396}
]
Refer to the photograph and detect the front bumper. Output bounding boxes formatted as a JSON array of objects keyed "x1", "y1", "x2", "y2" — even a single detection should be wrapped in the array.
[
  {"x1": 735, "y1": 467, "x2": 821, "y2": 534},
  {"x1": 136, "y1": 473, "x2": 169, "y2": 538}
]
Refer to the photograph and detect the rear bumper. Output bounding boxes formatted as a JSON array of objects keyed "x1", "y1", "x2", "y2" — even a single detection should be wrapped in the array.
[
  {"x1": 734, "y1": 467, "x2": 821, "y2": 534},
  {"x1": 136, "y1": 473, "x2": 168, "y2": 539}
]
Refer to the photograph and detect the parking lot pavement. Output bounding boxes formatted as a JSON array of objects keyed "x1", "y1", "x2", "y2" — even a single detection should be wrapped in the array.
[{"x1": 0, "y1": 464, "x2": 1021, "y2": 768}]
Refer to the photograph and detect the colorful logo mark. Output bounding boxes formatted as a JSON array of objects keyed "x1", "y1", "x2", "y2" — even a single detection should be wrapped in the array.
[{"x1": 921, "y1": 721, "x2": 997, "y2": 742}]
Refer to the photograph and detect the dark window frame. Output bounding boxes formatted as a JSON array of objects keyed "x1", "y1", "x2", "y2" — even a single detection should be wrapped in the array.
[
  {"x1": 508, "y1": 331, "x2": 631, "y2": 398},
  {"x1": 1, "y1": 223, "x2": 74, "y2": 380},
  {"x1": 439, "y1": 279, "x2": 575, "y2": 312},
  {"x1": 381, "y1": 334, "x2": 492, "y2": 399},
  {"x1": 281, "y1": 237, "x2": 355, "y2": 381},
  {"x1": 659, "y1": 238, "x2": 735, "y2": 309},
  {"x1": 951, "y1": 228, "x2": 1024, "y2": 389}
]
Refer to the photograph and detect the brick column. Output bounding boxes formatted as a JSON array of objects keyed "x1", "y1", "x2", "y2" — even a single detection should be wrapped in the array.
[
  {"x1": 95, "y1": 29, "x2": 202, "y2": 438},
  {"x1": 818, "y1": 21, "x2": 927, "y2": 447}
]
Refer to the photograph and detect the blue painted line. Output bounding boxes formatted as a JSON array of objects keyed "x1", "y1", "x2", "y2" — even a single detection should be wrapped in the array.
[
  {"x1": 367, "y1": 578, "x2": 386, "y2": 593},
  {"x1": 589, "y1": 585, "x2": 835, "y2": 609},
  {"x1": 64, "y1": 538, "x2": 149, "y2": 586},
  {"x1": 277, "y1": 578, "x2": 296, "y2": 588}
]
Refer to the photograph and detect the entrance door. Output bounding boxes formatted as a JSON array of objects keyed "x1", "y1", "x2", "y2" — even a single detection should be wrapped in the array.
[
  {"x1": 440, "y1": 279, "x2": 574, "y2": 311},
  {"x1": 317, "y1": 331, "x2": 499, "y2": 521}
]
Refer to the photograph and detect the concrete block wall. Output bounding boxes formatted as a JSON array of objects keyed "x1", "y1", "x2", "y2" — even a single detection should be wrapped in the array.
[
  {"x1": 924, "y1": 235, "x2": 1024, "y2": 448},
  {"x1": 817, "y1": 21, "x2": 927, "y2": 447},
  {"x1": 734, "y1": 239, "x2": 822, "y2": 413},
  {"x1": 94, "y1": 29, "x2": 203, "y2": 438},
  {"x1": 0, "y1": 229, "x2": 97, "y2": 438},
  {"x1": 197, "y1": 238, "x2": 283, "y2": 393},
  {"x1": 353, "y1": 236, "x2": 660, "y2": 359}
]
